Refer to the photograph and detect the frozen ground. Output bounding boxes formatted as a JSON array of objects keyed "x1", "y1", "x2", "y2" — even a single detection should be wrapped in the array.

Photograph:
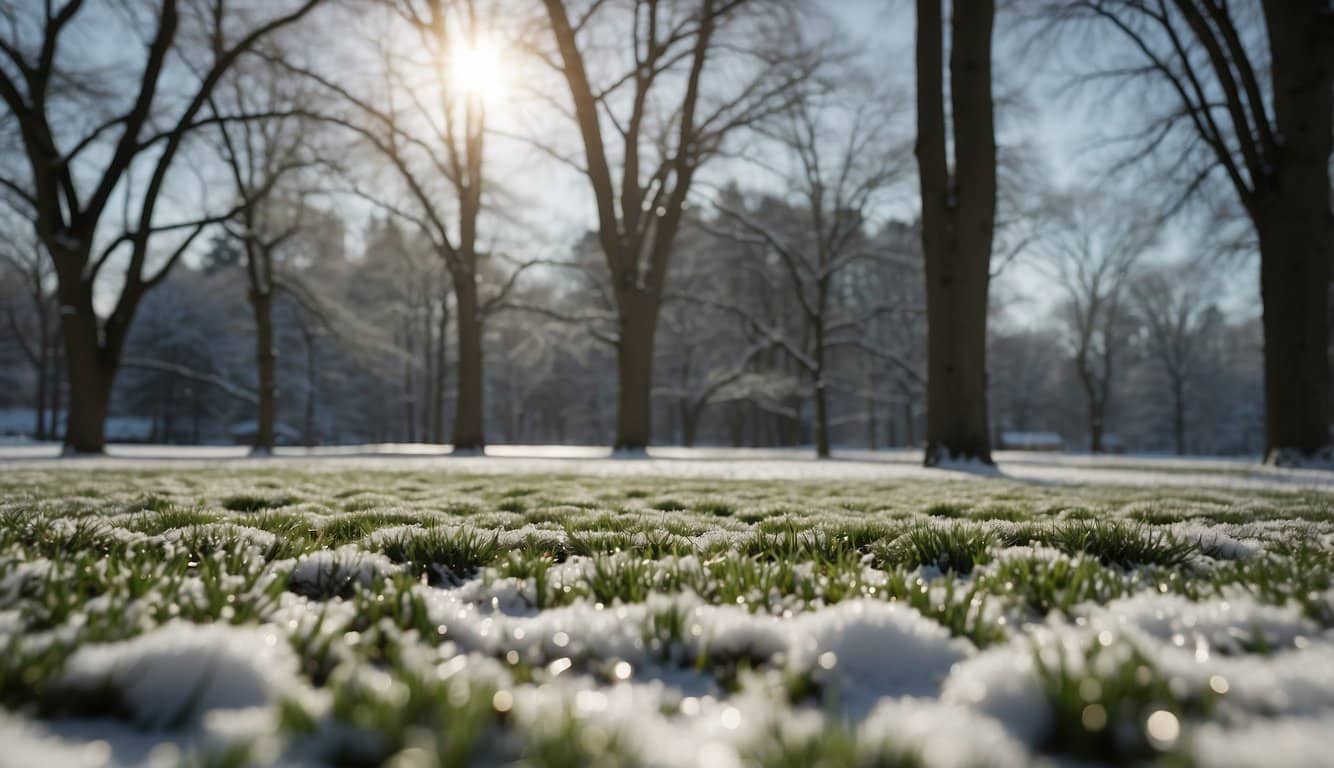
[
  {"x1": 3, "y1": 443, "x2": 1333, "y2": 490},
  {"x1": 0, "y1": 456, "x2": 1331, "y2": 766}
]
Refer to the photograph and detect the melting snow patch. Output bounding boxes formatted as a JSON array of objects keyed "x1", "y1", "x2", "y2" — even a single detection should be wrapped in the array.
[
  {"x1": 790, "y1": 599, "x2": 973, "y2": 711},
  {"x1": 860, "y1": 697, "x2": 1036, "y2": 768},
  {"x1": 1191, "y1": 712, "x2": 1334, "y2": 768},
  {"x1": 57, "y1": 622, "x2": 305, "y2": 728}
]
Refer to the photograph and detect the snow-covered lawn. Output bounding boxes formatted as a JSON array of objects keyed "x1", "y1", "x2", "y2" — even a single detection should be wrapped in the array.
[
  {"x1": 0, "y1": 460, "x2": 1331, "y2": 766},
  {"x1": 4, "y1": 443, "x2": 1334, "y2": 490}
]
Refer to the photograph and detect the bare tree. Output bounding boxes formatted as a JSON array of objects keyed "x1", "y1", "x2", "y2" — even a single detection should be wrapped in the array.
[
  {"x1": 283, "y1": 0, "x2": 535, "y2": 453},
  {"x1": 0, "y1": 231, "x2": 58, "y2": 440},
  {"x1": 706, "y1": 84, "x2": 910, "y2": 457},
  {"x1": 916, "y1": 0, "x2": 998, "y2": 465},
  {"x1": 210, "y1": 67, "x2": 323, "y2": 454},
  {"x1": 1038, "y1": 193, "x2": 1157, "y2": 453},
  {"x1": 0, "y1": 0, "x2": 328, "y2": 452},
  {"x1": 539, "y1": 0, "x2": 819, "y2": 452},
  {"x1": 1052, "y1": 0, "x2": 1333, "y2": 462},
  {"x1": 1133, "y1": 260, "x2": 1220, "y2": 455}
]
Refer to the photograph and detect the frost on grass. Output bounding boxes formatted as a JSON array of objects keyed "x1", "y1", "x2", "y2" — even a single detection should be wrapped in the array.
[{"x1": 0, "y1": 467, "x2": 1332, "y2": 766}]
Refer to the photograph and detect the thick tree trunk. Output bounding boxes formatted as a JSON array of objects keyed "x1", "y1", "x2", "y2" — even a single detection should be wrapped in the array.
[
  {"x1": 614, "y1": 294, "x2": 658, "y2": 453},
  {"x1": 1257, "y1": 214, "x2": 1332, "y2": 459},
  {"x1": 62, "y1": 332, "x2": 113, "y2": 454},
  {"x1": 1255, "y1": 2, "x2": 1333, "y2": 461},
  {"x1": 916, "y1": 0, "x2": 996, "y2": 466},
  {"x1": 1089, "y1": 403, "x2": 1105, "y2": 454},
  {"x1": 251, "y1": 290, "x2": 277, "y2": 455},
  {"x1": 58, "y1": 270, "x2": 116, "y2": 454},
  {"x1": 452, "y1": 275, "x2": 485, "y2": 452}
]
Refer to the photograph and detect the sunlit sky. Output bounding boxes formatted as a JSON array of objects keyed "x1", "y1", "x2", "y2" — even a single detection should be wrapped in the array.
[
  {"x1": 454, "y1": 0, "x2": 1258, "y2": 327},
  {"x1": 137, "y1": 0, "x2": 1256, "y2": 327}
]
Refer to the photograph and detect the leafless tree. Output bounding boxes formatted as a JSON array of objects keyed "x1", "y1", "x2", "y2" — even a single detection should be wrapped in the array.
[
  {"x1": 0, "y1": 0, "x2": 329, "y2": 452},
  {"x1": 916, "y1": 0, "x2": 998, "y2": 465},
  {"x1": 281, "y1": 0, "x2": 537, "y2": 452},
  {"x1": 209, "y1": 65, "x2": 325, "y2": 454},
  {"x1": 1133, "y1": 259, "x2": 1221, "y2": 455},
  {"x1": 0, "y1": 227, "x2": 58, "y2": 440},
  {"x1": 538, "y1": 0, "x2": 821, "y2": 452},
  {"x1": 704, "y1": 83, "x2": 911, "y2": 457},
  {"x1": 1037, "y1": 192, "x2": 1157, "y2": 453},
  {"x1": 1049, "y1": 0, "x2": 1333, "y2": 462}
]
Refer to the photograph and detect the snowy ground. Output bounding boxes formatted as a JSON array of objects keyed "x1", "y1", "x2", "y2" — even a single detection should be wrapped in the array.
[
  {"x1": 3, "y1": 443, "x2": 1334, "y2": 490},
  {"x1": 0, "y1": 454, "x2": 1331, "y2": 766}
]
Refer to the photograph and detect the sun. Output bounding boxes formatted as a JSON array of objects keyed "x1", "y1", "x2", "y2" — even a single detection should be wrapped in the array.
[{"x1": 449, "y1": 35, "x2": 508, "y2": 102}]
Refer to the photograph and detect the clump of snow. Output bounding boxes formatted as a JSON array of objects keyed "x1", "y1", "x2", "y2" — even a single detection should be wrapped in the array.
[
  {"x1": 1089, "y1": 592, "x2": 1317, "y2": 655},
  {"x1": 1166, "y1": 522, "x2": 1258, "y2": 560},
  {"x1": 859, "y1": 697, "x2": 1035, "y2": 768},
  {"x1": 0, "y1": 713, "x2": 116, "y2": 768},
  {"x1": 160, "y1": 523, "x2": 278, "y2": 552},
  {"x1": 788, "y1": 600, "x2": 973, "y2": 710},
  {"x1": 1191, "y1": 712, "x2": 1334, "y2": 768},
  {"x1": 941, "y1": 636, "x2": 1051, "y2": 745},
  {"x1": 0, "y1": 558, "x2": 53, "y2": 599},
  {"x1": 57, "y1": 621, "x2": 306, "y2": 728},
  {"x1": 286, "y1": 547, "x2": 398, "y2": 598}
]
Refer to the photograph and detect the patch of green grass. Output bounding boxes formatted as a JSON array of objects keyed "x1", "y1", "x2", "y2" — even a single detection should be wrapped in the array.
[
  {"x1": 878, "y1": 524, "x2": 994, "y2": 574},
  {"x1": 318, "y1": 512, "x2": 433, "y2": 546},
  {"x1": 1043, "y1": 521, "x2": 1196, "y2": 568},
  {"x1": 1036, "y1": 638, "x2": 1215, "y2": 763},
  {"x1": 984, "y1": 555, "x2": 1129, "y2": 617},
  {"x1": 128, "y1": 508, "x2": 221, "y2": 535},
  {"x1": 742, "y1": 721, "x2": 922, "y2": 768},
  {"x1": 376, "y1": 527, "x2": 500, "y2": 581}
]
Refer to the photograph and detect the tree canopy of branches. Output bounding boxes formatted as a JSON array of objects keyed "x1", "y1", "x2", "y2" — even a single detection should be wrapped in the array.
[
  {"x1": 0, "y1": 0, "x2": 328, "y2": 452},
  {"x1": 1055, "y1": 0, "x2": 1334, "y2": 463},
  {"x1": 707, "y1": 81, "x2": 911, "y2": 457},
  {"x1": 1037, "y1": 192, "x2": 1157, "y2": 453},
  {"x1": 540, "y1": 0, "x2": 820, "y2": 452},
  {"x1": 1134, "y1": 260, "x2": 1220, "y2": 455}
]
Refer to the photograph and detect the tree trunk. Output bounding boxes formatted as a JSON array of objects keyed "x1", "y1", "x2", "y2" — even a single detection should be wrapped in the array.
[
  {"x1": 1252, "y1": 2, "x2": 1333, "y2": 461},
  {"x1": 614, "y1": 293, "x2": 658, "y2": 453},
  {"x1": 1172, "y1": 377, "x2": 1186, "y2": 456},
  {"x1": 403, "y1": 322, "x2": 416, "y2": 443},
  {"x1": 422, "y1": 290, "x2": 436, "y2": 443},
  {"x1": 904, "y1": 385, "x2": 917, "y2": 448},
  {"x1": 59, "y1": 284, "x2": 115, "y2": 454},
  {"x1": 62, "y1": 343, "x2": 112, "y2": 454},
  {"x1": 813, "y1": 378, "x2": 831, "y2": 458},
  {"x1": 51, "y1": 335, "x2": 63, "y2": 441},
  {"x1": 434, "y1": 293, "x2": 449, "y2": 445},
  {"x1": 1089, "y1": 400, "x2": 1105, "y2": 454},
  {"x1": 683, "y1": 401, "x2": 701, "y2": 448},
  {"x1": 866, "y1": 371, "x2": 877, "y2": 451},
  {"x1": 916, "y1": 0, "x2": 996, "y2": 466},
  {"x1": 452, "y1": 275, "x2": 485, "y2": 452},
  {"x1": 303, "y1": 330, "x2": 317, "y2": 447},
  {"x1": 251, "y1": 290, "x2": 277, "y2": 455},
  {"x1": 33, "y1": 327, "x2": 48, "y2": 441}
]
